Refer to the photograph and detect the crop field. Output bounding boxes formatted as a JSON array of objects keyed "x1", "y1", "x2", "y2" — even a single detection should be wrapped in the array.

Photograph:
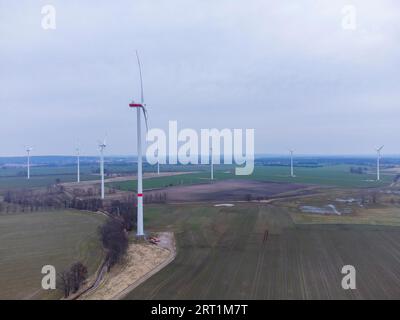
[
  {"x1": 0, "y1": 163, "x2": 202, "y2": 178},
  {"x1": 126, "y1": 203, "x2": 400, "y2": 299},
  {"x1": 248, "y1": 164, "x2": 393, "y2": 187},
  {"x1": 0, "y1": 174, "x2": 98, "y2": 190},
  {"x1": 0, "y1": 210, "x2": 106, "y2": 299},
  {"x1": 109, "y1": 171, "x2": 211, "y2": 191},
  {"x1": 0, "y1": 165, "x2": 96, "y2": 177},
  {"x1": 111, "y1": 164, "x2": 393, "y2": 191}
]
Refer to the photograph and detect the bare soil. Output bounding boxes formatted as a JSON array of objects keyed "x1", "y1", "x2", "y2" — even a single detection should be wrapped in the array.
[{"x1": 146, "y1": 179, "x2": 312, "y2": 203}]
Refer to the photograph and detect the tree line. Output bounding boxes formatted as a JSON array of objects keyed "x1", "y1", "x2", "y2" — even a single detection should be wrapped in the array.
[{"x1": 1, "y1": 187, "x2": 167, "y2": 214}]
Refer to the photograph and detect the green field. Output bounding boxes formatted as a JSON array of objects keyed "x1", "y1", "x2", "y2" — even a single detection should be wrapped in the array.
[
  {"x1": 0, "y1": 174, "x2": 98, "y2": 190},
  {"x1": 109, "y1": 171, "x2": 211, "y2": 191},
  {"x1": 111, "y1": 164, "x2": 393, "y2": 191},
  {"x1": 0, "y1": 210, "x2": 106, "y2": 299},
  {"x1": 0, "y1": 165, "x2": 96, "y2": 177},
  {"x1": 126, "y1": 203, "x2": 400, "y2": 299},
  {"x1": 0, "y1": 163, "x2": 118, "y2": 190}
]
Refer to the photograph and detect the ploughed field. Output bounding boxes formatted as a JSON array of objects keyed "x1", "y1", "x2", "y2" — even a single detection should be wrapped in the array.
[
  {"x1": 126, "y1": 203, "x2": 400, "y2": 299},
  {"x1": 145, "y1": 179, "x2": 312, "y2": 202}
]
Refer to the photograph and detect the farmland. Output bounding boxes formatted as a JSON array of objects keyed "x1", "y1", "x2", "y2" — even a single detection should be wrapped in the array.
[
  {"x1": 0, "y1": 155, "x2": 399, "y2": 300},
  {"x1": 0, "y1": 157, "x2": 395, "y2": 191},
  {"x1": 126, "y1": 203, "x2": 400, "y2": 299},
  {"x1": 0, "y1": 210, "x2": 106, "y2": 299},
  {"x1": 110, "y1": 164, "x2": 394, "y2": 192},
  {"x1": 0, "y1": 174, "x2": 99, "y2": 190}
]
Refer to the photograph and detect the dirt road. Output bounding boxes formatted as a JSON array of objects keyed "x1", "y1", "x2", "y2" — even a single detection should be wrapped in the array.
[{"x1": 79, "y1": 232, "x2": 176, "y2": 300}]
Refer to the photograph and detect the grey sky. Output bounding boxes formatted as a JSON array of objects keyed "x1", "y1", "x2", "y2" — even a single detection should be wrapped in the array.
[{"x1": 1, "y1": 0, "x2": 399, "y2": 156}]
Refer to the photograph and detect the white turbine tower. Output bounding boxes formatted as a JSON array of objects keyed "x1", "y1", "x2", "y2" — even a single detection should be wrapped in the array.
[
  {"x1": 26, "y1": 146, "x2": 32, "y2": 179},
  {"x1": 98, "y1": 138, "x2": 106, "y2": 199},
  {"x1": 129, "y1": 51, "x2": 149, "y2": 239},
  {"x1": 76, "y1": 147, "x2": 80, "y2": 183},
  {"x1": 156, "y1": 148, "x2": 160, "y2": 175},
  {"x1": 289, "y1": 149, "x2": 295, "y2": 177},
  {"x1": 210, "y1": 147, "x2": 214, "y2": 180},
  {"x1": 376, "y1": 145, "x2": 384, "y2": 181}
]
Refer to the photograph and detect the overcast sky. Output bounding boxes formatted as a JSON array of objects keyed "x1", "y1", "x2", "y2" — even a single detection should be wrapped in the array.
[{"x1": 1, "y1": 0, "x2": 399, "y2": 156}]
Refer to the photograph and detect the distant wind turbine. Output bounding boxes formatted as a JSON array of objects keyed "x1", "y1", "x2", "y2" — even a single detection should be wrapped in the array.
[
  {"x1": 76, "y1": 146, "x2": 80, "y2": 183},
  {"x1": 98, "y1": 138, "x2": 106, "y2": 199},
  {"x1": 26, "y1": 146, "x2": 32, "y2": 179},
  {"x1": 210, "y1": 147, "x2": 214, "y2": 180},
  {"x1": 129, "y1": 51, "x2": 149, "y2": 238},
  {"x1": 376, "y1": 145, "x2": 384, "y2": 181},
  {"x1": 156, "y1": 148, "x2": 160, "y2": 175},
  {"x1": 289, "y1": 149, "x2": 295, "y2": 178}
]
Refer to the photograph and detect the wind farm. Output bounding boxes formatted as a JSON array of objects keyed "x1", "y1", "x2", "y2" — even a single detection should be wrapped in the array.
[{"x1": 1, "y1": 0, "x2": 400, "y2": 304}]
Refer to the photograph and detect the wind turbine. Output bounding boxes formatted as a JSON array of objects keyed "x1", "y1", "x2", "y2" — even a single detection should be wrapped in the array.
[
  {"x1": 98, "y1": 138, "x2": 106, "y2": 199},
  {"x1": 289, "y1": 149, "x2": 295, "y2": 178},
  {"x1": 76, "y1": 146, "x2": 80, "y2": 183},
  {"x1": 156, "y1": 148, "x2": 160, "y2": 175},
  {"x1": 26, "y1": 146, "x2": 32, "y2": 179},
  {"x1": 376, "y1": 145, "x2": 384, "y2": 181},
  {"x1": 129, "y1": 51, "x2": 149, "y2": 238},
  {"x1": 210, "y1": 147, "x2": 214, "y2": 180}
]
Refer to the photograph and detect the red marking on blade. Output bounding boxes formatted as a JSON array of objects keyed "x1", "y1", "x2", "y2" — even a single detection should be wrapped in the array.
[
  {"x1": 137, "y1": 193, "x2": 143, "y2": 197},
  {"x1": 129, "y1": 103, "x2": 143, "y2": 108}
]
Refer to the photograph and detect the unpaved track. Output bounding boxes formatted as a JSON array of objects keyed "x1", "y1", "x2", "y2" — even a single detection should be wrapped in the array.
[
  {"x1": 112, "y1": 233, "x2": 176, "y2": 300},
  {"x1": 79, "y1": 232, "x2": 175, "y2": 300}
]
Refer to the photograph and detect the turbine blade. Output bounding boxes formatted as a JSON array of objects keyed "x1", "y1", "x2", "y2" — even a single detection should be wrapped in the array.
[
  {"x1": 103, "y1": 132, "x2": 108, "y2": 146},
  {"x1": 142, "y1": 106, "x2": 149, "y2": 132},
  {"x1": 136, "y1": 50, "x2": 144, "y2": 104}
]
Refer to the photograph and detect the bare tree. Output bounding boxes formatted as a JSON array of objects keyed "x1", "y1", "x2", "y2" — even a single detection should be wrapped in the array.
[
  {"x1": 57, "y1": 270, "x2": 72, "y2": 298},
  {"x1": 70, "y1": 262, "x2": 88, "y2": 293},
  {"x1": 99, "y1": 219, "x2": 128, "y2": 270}
]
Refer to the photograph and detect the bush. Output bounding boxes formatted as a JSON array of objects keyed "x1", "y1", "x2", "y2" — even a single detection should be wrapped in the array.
[{"x1": 99, "y1": 219, "x2": 128, "y2": 270}]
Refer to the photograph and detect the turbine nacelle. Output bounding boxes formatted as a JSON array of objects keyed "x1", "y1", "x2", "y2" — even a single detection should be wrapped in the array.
[
  {"x1": 376, "y1": 145, "x2": 384, "y2": 153},
  {"x1": 98, "y1": 134, "x2": 107, "y2": 151},
  {"x1": 129, "y1": 101, "x2": 145, "y2": 108},
  {"x1": 98, "y1": 140, "x2": 107, "y2": 151},
  {"x1": 129, "y1": 100, "x2": 149, "y2": 131}
]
